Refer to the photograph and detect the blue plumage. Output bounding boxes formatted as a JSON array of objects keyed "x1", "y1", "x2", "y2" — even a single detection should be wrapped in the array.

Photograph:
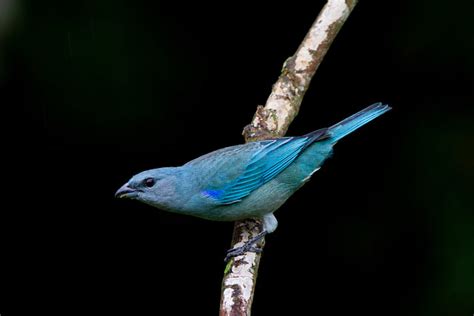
[
  {"x1": 116, "y1": 103, "x2": 391, "y2": 235},
  {"x1": 205, "y1": 137, "x2": 311, "y2": 204},
  {"x1": 327, "y1": 103, "x2": 391, "y2": 142}
]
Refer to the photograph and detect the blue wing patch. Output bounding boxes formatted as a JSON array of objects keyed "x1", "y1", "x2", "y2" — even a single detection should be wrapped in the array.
[
  {"x1": 203, "y1": 136, "x2": 312, "y2": 205},
  {"x1": 202, "y1": 189, "x2": 224, "y2": 200}
]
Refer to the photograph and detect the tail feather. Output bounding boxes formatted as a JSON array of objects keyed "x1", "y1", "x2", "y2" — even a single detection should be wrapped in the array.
[{"x1": 328, "y1": 102, "x2": 391, "y2": 143}]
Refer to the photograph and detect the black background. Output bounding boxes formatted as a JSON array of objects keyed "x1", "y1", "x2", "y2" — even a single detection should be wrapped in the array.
[{"x1": 1, "y1": 0, "x2": 473, "y2": 315}]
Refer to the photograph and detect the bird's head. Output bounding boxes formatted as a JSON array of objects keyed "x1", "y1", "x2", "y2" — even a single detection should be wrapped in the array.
[{"x1": 115, "y1": 167, "x2": 183, "y2": 210}]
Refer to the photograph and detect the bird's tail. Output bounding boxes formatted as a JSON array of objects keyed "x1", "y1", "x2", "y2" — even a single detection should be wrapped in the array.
[{"x1": 327, "y1": 102, "x2": 391, "y2": 143}]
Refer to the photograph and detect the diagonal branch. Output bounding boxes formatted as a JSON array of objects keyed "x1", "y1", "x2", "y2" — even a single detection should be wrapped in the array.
[{"x1": 219, "y1": 1, "x2": 358, "y2": 315}]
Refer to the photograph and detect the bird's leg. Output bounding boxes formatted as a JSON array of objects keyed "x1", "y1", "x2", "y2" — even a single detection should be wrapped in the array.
[{"x1": 224, "y1": 230, "x2": 267, "y2": 262}]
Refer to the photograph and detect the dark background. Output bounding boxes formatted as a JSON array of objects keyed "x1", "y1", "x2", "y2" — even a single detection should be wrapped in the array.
[{"x1": 1, "y1": 0, "x2": 473, "y2": 315}]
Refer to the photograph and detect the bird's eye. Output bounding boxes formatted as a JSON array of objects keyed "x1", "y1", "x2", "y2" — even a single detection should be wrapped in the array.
[{"x1": 144, "y1": 178, "x2": 155, "y2": 187}]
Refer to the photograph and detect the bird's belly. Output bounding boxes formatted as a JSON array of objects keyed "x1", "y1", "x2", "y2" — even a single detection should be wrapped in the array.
[{"x1": 195, "y1": 181, "x2": 295, "y2": 222}]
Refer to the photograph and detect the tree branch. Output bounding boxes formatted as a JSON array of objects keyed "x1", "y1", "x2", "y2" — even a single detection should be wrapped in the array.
[{"x1": 219, "y1": 1, "x2": 358, "y2": 315}]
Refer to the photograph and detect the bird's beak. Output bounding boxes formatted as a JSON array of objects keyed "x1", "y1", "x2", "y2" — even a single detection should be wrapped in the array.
[{"x1": 115, "y1": 183, "x2": 138, "y2": 199}]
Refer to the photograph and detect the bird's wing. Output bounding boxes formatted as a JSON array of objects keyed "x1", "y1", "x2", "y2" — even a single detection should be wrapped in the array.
[{"x1": 203, "y1": 129, "x2": 328, "y2": 204}]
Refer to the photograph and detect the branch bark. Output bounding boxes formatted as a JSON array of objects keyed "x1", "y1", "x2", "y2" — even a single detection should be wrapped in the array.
[{"x1": 219, "y1": 1, "x2": 358, "y2": 315}]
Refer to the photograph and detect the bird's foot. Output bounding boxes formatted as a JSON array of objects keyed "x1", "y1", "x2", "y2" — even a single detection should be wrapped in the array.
[{"x1": 224, "y1": 231, "x2": 267, "y2": 262}]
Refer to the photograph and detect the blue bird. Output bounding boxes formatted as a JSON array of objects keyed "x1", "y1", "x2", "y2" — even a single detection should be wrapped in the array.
[{"x1": 116, "y1": 103, "x2": 391, "y2": 259}]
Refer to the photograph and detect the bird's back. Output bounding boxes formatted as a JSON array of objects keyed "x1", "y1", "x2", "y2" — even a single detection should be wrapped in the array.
[{"x1": 183, "y1": 141, "x2": 267, "y2": 188}]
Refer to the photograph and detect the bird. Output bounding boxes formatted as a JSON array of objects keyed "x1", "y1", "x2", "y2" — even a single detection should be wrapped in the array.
[{"x1": 116, "y1": 103, "x2": 391, "y2": 260}]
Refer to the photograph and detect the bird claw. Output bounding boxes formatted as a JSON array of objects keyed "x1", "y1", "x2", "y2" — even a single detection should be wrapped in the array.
[
  {"x1": 225, "y1": 245, "x2": 262, "y2": 262},
  {"x1": 224, "y1": 231, "x2": 267, "y2": 262},
  {"x1": 249, "y1": 246, "x2": 263, "y2": 253}
]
